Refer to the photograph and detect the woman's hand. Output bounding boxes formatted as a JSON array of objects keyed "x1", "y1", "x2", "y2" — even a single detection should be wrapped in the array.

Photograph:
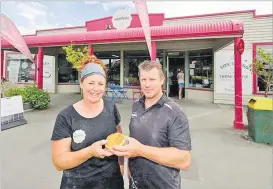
[{"x1": 90, "y1": 140, "x2": 113, "y2": 159}]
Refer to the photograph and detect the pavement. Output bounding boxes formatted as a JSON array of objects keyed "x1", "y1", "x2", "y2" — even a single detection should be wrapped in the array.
[{"x1": 1, "y1": 93, "x2": 272, "y2": 189}]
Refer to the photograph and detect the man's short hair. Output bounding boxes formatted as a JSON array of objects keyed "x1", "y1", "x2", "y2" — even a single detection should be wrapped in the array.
[{"x1": 138, "y1": 60, "x2": 164, "y2": 77}]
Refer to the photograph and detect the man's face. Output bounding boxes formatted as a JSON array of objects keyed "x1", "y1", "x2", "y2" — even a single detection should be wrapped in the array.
[{"x1": 139, "y1": 68, "x2": 165, "y2": 99}]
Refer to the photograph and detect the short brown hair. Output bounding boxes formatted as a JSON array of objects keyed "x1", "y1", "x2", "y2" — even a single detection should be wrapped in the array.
[
  {"x1": 77, "y1": 55, "x2": 107, "y2": 77},
  {"x1": 138, "y1": 60, "x2": 164, "y2": 77}
]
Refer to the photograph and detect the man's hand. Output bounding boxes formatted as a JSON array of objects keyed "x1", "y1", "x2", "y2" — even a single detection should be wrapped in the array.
[{"x1": 110, "y1": 137, "x2": 144, "y2": 158}]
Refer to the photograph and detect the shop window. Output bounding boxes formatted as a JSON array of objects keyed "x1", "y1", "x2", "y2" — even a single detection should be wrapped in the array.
[
  {"x1": 124, "y1": 50, "x2": 163, "y2": 87},
  {"x1": 58, "y1": 54, "x2": 78, "y2": 83},
  {"x1": 188, "y1": 49, "x2": 213, "y2": 89},
  {"x1": 256, "y1": 45, "x2": 273, "y2": 92},
  {"x1": 95, "y1": 51, "x2": 120, "y2": 85},
  {"x1": 7, "y1": 58, "x2": 35, "y2": 83}
]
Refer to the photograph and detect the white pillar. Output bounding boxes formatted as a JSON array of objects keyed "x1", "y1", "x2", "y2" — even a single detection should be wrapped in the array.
[
  {"x1": 120, "y1": 50, "x2": 124, "y2": 87},
  {"x1": 184, "y1": 51, "x2": 189, "y2": 87},
  {"x1": 184, "y1": 51, "x2": 189, "y2": 99}
]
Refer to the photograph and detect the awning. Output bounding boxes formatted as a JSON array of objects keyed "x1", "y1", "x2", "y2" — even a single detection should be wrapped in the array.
[{"x1": 1, "y1": 20, "x2": 244, "y2": 48}]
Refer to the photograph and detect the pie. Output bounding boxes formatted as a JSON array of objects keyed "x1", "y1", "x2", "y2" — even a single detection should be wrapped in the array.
[{"x1": 105, "y1": 132, "x2": 126, "y2": 149}]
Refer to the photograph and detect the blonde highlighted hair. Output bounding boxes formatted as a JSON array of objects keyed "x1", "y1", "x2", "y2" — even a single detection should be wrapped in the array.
[{"x1": 138, "y1": 60, "x2": 164, "y2": 77}]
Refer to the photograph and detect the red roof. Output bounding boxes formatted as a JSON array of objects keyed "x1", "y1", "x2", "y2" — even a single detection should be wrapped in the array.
[{"x1": 1, "y1": 20, "x2": 243, "y2": 48}]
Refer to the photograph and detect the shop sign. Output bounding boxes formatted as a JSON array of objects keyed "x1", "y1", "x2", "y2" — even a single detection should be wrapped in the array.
[{"x1": 112, "y1": 9, "x2": 132, "y2": 29}]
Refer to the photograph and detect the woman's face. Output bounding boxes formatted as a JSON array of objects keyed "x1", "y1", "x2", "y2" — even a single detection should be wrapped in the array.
[{"x1": 80, "y1": 74, "x2": 106, "y2": 103}]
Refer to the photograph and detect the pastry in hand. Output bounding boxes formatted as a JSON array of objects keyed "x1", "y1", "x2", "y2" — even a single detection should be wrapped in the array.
[{"x1": 105, "y1": 132, "x2": 127, "y2": 149}]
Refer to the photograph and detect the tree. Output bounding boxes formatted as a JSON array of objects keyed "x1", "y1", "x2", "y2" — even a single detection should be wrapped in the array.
[
  {"x1": 252, "y1": 48, "x2": 273, "y2": 97},
  {"x1": 62, "y1": 44, "x2": 88, "y2": 69}
]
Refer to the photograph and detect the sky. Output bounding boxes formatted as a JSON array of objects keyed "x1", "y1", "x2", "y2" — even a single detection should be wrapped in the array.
[{"x1": 1, "y1": 0, "x2": 272, "y2": 35}]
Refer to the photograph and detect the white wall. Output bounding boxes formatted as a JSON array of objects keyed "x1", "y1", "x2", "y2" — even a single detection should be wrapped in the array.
[{"x1": 36, "y1": 27, "x2": 86, "y2": 35}]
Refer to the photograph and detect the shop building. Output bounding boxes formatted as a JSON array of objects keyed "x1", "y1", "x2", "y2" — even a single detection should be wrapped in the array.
[{"x1": 1, "y1": 9, "x2": 272, "y2": 105}]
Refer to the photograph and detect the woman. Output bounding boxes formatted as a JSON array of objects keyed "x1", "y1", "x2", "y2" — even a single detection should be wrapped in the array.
[
  {"x1": 177, "y1": 69, "x2": 184, "y2": 100},
  {"x1": 51, "y1": 56, "x2": 124, "y2": 189}
]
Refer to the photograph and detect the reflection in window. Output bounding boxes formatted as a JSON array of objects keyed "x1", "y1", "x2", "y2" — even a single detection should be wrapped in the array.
[
  {"x1": 7, "y1": 59, "x2": 35, "y2": 83},
  {"x1": 124, "y1": 50, "x2": 163, "y2": 87},
  {"x1": 188, "y1": 49, "x2": 213, "y2": 89},
  {"x1": 58, "y1": 54, "x2": 78, "y2": 83},
  {"x1": 257, "y1": 45, "x2": 273, "y2": 92}
]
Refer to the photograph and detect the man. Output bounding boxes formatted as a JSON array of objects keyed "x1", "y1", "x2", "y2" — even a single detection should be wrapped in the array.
[{"x1": 112, "y1": 60, "x2": 192, "y2": 189}]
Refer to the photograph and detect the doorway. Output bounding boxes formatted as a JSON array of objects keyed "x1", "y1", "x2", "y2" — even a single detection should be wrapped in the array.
[{"x1": 167, "y1": 52, "x2": 185, "y2": 98}]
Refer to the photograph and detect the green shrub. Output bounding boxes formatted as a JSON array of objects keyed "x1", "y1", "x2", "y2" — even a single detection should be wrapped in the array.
[
  {"x1": 4, "y1": 87, "x2": 27, "y2": 103},
  {"x1": 3, "y1": 85, "x2": 51, "y2": 110},
  {"x1": 24, "y1": 85, "x2": 51, "y2": 110}
]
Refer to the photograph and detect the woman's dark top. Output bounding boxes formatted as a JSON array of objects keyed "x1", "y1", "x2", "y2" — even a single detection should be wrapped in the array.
[{"x1": 51, "y1": 99, "x2": 124, "y2": 189}]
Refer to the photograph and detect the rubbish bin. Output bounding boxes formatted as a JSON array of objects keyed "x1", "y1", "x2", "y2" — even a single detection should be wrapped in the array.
[{"x1": 247, "y1": 97, "x2": 273, "y2": 145}]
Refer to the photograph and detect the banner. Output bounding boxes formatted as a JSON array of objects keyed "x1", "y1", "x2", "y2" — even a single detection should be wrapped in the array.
[
  {"x1": 0, "y1": 14, "x2": 34, "y2": 62},
  {"x1": 133, "y1": 0, "x2": 152, "y2": 59}
]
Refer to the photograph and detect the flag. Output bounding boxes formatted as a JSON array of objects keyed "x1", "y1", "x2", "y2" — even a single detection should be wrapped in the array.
[
  {"x1": 0, "y1": 14, "x2": 34, "y2": 62},
  {"x1": 133, "y1": 0, "x2": 152, "y2": 59}
]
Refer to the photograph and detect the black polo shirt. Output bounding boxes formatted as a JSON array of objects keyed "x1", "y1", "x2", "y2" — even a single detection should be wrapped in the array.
[{"x1": 128, "y1": 94, "x2": 191, "y2": 189}]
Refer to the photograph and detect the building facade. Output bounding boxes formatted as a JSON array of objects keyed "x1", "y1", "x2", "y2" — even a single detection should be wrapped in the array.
[{"x1": 1, "y1": 10, "x2": 272, "y2": 105}]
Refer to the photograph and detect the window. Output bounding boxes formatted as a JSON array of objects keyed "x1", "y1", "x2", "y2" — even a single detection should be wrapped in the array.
[
  {"x1": 95, "y1": 51, "x2": 120, "y2": 85},
  {"x1": 7, "y1": 58, "x2": 35, "y2": 83},
  {"x1": 58, "y1": 54, "x2": 78, "y2": 83},
  {"x1": 124, "y1": 50, "x2": 163, "y2": 87},
  {"x1": 188, "y1": 49, "x2": 213, "y2": 89},
  {"x1": 256, "y1": 45, "x2": 273, "y2": 92}
]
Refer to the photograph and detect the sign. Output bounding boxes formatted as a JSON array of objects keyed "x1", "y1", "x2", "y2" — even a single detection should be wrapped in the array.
[
  {"x1": 8, "y1": 60, "x2": 20, "y2": 83},
  {"x1": 1, "y1": 95, "x2": 27, "y2": 131},
  {"x1": 112, "y1": 9, "x2": 132, "y2": 30},
  {"x1": 134, "y1": 0, "x2": 152, "y2": 59},
  {"x1": 43, "y1": 55, "x2": 55, "y2": 93},
  {"x1": 0, "y1": 14, "x2": 34, "y2": 62},
  {"x1": 215, "y1": 50, "x2": 252, "y2": 95}
]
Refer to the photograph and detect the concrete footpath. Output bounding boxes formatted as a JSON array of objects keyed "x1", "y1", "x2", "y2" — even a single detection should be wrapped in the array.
[{"x1": 1, "y1": 94, "x2": 272, "y2": 189}]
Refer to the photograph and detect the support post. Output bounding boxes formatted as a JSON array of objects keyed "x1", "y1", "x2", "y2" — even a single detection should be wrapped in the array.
[
  {"x1": 151, "y1": 41, "x2": 157, "y2": 61},
  {"x1": 1, "y1": 50, "x2": 4, "y2": 79},
  {"x1": 88, "y1": 44, "x2": 93, "y2": 56},
  {"x1": 37, "y1": 47, "x2": 44, "y2": 89},
  {"x1": 233, "y1": 37, "x2": 245, "y2": 130},
  {"x1": 34, "y1": 54, "x2": 37, "y2": 83}
]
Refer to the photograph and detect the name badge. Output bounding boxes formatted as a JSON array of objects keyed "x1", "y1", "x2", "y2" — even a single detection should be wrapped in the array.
[{"x1": 73, "y1": 129, "x2": 86, "y2": 144}]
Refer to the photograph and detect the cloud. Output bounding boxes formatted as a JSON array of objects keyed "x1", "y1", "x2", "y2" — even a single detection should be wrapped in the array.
[
  {"x1": 84, "y1": 1, "x2": 134, "y2": 11},
  {"x1": 146, "y1": 1, "x2": 272, "y2": 18},
  {"x1": 13, "y1": 2, "x2": 63, "y2": 35}
]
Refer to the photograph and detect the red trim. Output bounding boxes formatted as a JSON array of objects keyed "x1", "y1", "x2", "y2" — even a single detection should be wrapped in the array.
[
  {"x1": 37, "y1": 47, "x2": 44, "y2": 89},
  {"x1": 88, "y1": 44, "x2": 93, "y2": 55},
  {"x1": 252, "y1": 42, "x2": 273, "y2": 94},
  {"x1": 1, "y1": 20, "x2": 244, "y2": 48},
  {"x1": 1, "y1": 50, "x2": 4, "y2": 78},
  {"x1": 234, "y1": 37, "x2": 244, "y2": 130},
  {"x1": 185, "y1": 87, "x2": 213, "y2": 92},
  {"x1": 165, "y1": 9, "x2": 272, "y2": 20},
  {"x1": 151, "y1": 41, "x2": 156, "y2": 61}
]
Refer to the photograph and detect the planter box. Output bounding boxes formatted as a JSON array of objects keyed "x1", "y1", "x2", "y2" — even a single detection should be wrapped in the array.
[{"x1": 23, "y1": 102, "x2": 33, "y2": 111}]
